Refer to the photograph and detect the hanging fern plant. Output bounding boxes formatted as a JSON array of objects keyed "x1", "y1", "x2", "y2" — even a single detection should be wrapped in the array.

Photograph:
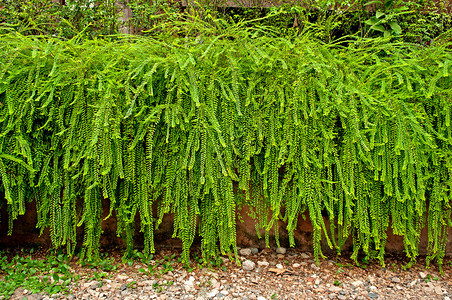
[{"x1": 0, "y1": 16, "x2": 451, "y2": 271}]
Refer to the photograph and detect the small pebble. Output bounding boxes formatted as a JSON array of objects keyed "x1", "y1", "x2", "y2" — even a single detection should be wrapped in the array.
[
  {"x1": 276, "y1": 247, "x2": 287, "y2": 255},
  {"x1": 207, "y1": 289, "x2": 219, "y2": 298},
  {"x1": 329, "y1": 286, "x2": 342, "y2": 293},
  {"x1": 351, "y1": 280, "x2": 363, "y2": 288},
  {"x1": 90, "y1": 282, "x2": 100, "y2": 290},
  {"x1": 257, "y1": 261, "x2": 269, "y2": 267},
  {"x1": 435, "y1": 286, "x2": 442, "y2": 295},
  {"x1": 117, "y1": 274, "x2": 128, "y2": 281},
  {"x1": 239, "y1": 248, "x2": 252, "y2": 256},
  {"x1": 311, "y1": 263, "x2": 320, "y2": 271},
  {"x1": 242, "y1": 260, "x2": 255, "y2": 271},
  {"x1": 391, "y1": 277, "x2": 401, "y2": 283}
]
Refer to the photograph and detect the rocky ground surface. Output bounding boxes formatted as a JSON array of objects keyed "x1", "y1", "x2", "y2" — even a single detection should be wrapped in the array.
[{"x1": 7, "y1": 247, "x2": 452, "y2": 300}]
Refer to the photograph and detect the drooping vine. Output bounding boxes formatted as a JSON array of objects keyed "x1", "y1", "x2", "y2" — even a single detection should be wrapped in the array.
[{"x1": 0, "y1": 18, "x2": 451, "y2": 270}]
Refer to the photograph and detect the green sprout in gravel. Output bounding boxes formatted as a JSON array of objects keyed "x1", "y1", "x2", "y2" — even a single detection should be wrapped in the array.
[
  {"x1": 80, "y1": 253, "x2": 118, "y2": 272},
  {"x1": 0, "y1": 249, "x2": 75, "y2": 299}
]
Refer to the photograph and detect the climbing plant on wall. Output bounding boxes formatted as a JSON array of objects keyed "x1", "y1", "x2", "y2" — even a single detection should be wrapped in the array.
[{"x1": 0, "y1": 13, "x2": 451, "y2": 270}]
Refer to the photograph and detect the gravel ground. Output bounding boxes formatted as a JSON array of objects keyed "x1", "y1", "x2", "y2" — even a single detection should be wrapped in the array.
[{"x1": 8, "y1": 247, "x2": 452, "y2": 300}]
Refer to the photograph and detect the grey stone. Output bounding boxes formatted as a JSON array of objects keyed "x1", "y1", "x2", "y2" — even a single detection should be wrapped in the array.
[
  {"x1": 311, "y1": 263, "x2": 320, "y2": 271},
  {"x1": 257, "y1": 261, "x2": 269, "y2": 267},
  {"x1": 120, "y1": 283, "x2": 128, "y2": 291},
  {"x1": 239, "y1": 248, "x2": 252, "y2": 256},
  {"x1": 242, "y1": 260, "x2": 255, "y2": 271},
  {"x1": 329, "y1": 286, "x2": 342, "y2": 293},
  {"x1": 276, "y1": 247, "x2": 287, "y2": 255},
  {"x1": 250, "y1": 248, "x2": 259, "y2": 254},
  {"x1": 435, "y1": 286, "x2": 443, "y2": 295},
  {"x1": 368, "y1": 292, "x2": 378, "y2": 299},
  {"x1": 299, "y1": 253, "x2": 310, "y2": 259},
  {"x1": 117, "y1": 274, "x2": 128, "y2": 281},
  {"x1": 207, "y1": 289, "x2": 219, "y2": 298},
  {"x1": 391, "y1": 277, "x2": 401, "y2": 283},
  {"x1": 90, "y1": 282, "x2": 100, "y2": 290},
  {"x1": 184, "y1": 281, "x2": 194, "y2": 292},
  {"x1": 351, "y1": 280, "x2": 363, "y2": 288}
]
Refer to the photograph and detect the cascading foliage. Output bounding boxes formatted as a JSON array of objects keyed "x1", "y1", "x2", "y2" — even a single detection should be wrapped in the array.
[{"x1": 0, "y1": 17, "x2": 451, "y2": 269}]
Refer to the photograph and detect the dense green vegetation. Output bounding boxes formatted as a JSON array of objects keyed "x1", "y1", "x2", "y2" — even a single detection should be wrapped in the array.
[
  {"x1": 0, "y1": 247, "x2": 182, "y2": 299},
  {"x1": 1, "y1": 0, "x2": 451, "y2": 42},
  {"x1": 0, "y1": 249, "x2": 77, "y2": 298},
  {"x1": 0, "y1": 1, "x2": 451, "y2": 271}
]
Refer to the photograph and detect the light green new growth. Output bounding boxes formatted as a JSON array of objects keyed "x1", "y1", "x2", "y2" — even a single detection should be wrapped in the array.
[{"x1": 0, "y1": 16, "x2": 451, "y2": 270}]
